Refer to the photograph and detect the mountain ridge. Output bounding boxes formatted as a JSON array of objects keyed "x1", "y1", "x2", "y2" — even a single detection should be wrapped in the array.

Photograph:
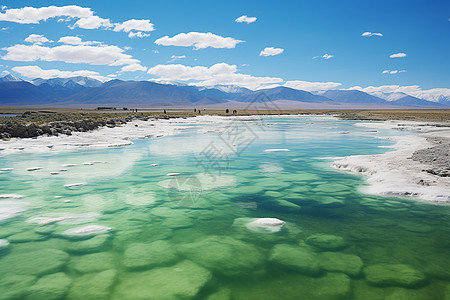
[{"x1": 0, "y1": 75, "x2": 448, "y2": 108}]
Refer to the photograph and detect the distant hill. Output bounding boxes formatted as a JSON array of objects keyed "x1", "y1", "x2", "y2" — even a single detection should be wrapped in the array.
[
  {"x1": 61, "y1": 80, "x2": 226, "y2": 107},
  {"x1": 0, "y1": 74, "x2": 23, "y2": 82},
  {"x1": 0, "y1": 75, "x2": 448, "y2": 108},
  {"x1": 390, "y1": 95, "x2": 443, "y2": 107},
  {"x1": 32, "y1": 76, "x2": 103, "y2": 88},
  {"x1": 236, "y1": 86, "x2": 331, "y2": 103},
  {"x1": 322, "y1": 90, "x2": 387, "y2": 104}
]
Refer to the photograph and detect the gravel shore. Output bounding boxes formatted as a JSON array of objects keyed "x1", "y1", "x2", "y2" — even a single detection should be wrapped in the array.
[{"x1": 411, "y1": 136, "x2": 450, "y2": 177}]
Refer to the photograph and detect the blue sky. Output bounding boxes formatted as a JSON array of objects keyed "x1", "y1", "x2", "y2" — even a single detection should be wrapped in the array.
[{"x1": 0, "y1": 0, "x2": 449, "y2": 97}]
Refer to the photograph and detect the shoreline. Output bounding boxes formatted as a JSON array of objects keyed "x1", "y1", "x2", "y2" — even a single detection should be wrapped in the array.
[{"x1": 331, "y1": 121, "x2": 450, "y2": 203}]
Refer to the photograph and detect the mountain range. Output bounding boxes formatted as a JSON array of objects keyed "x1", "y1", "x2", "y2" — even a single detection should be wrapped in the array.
[{"x1": 0, "y1": 75, "x2": 448, "y2": 108}]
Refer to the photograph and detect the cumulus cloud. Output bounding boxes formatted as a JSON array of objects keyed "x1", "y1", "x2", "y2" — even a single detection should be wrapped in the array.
[
  {"x1": 155, "y1": 32, "x2": 243, "y2": 50},
  {"x1": 58, "y1": 36, "x2": 102, "y2": 45},
  {"x1": 128, "y1": 32, "x2": 150, "y2": 38},
  {"x1": 347, "y1": 85, "x2": 450, "y2": 102},
  {"x1": 382, "y1": 70, "x2": 406, "y2": 74},
  {"x1": 120, "y1": 64, "x2": 147, "y2": 72},
  {"x1": 2, "y1": 44, "x2": 140, "y2": 66},
  {"x1": 390, "y1": 52, "x2": 407, "y2": 58},
  {"x1": 0, "y1": 5, "x2": 92, "y2": 24},
  {"x1": 169, "y1": 55, "x2": 186, "y2": 62},
  {"x1": 235, "y1": 15, "x2": 257, "y2": 24},
  {"x1": 11, "y1": 65, "x2": 111, "y2": 81},
  {"x1": 114, "y1": 19, "x2": 154, "y2": 33},
  {"x1": 259, "y1": 47, "x2": 284, "y2": 57},
  {"x1": 147, "y1": 62, "x2": 283, "y2": 90},
  {"x1": 283, "y1": 80, "x2": 342, "y2": 92},
  {"x1": 0, "y1": 5, "x2": 154, "y2": 37},
  {"x1": 361, "y1": 32, "x2": 383, "y2": 37},
  {"x1": 24, "y1": 34, "x2": 52, "y2": 45},
  {"x1": 73, "y1": 15, "x2": 112, "y2": 29},
  {"x1": 313, "y1": 54, "x2": 334, "y2": 60}
]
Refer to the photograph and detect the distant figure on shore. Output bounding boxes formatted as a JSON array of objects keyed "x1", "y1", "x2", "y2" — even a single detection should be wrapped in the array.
[
  {"x1": 194, "y1": 108, "x2": 197, "y2": 112},
  {"x1": 233, "y1": 110, "x2": 237, "y2": 115},
  {"x1": 198, "y1": 110, "x2": 201, "y2": 114},
  {"x1": 164, "y1": 109, "x2": 166, "y2": 114},
  {"x1": 226, "y1": 109, "x2": 229, "y2": 114}
]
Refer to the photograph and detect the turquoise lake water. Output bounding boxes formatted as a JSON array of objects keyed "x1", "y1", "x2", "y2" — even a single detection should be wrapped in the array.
[{"x1": 0, "y1": 115, "x2": 449, "y2": 300}]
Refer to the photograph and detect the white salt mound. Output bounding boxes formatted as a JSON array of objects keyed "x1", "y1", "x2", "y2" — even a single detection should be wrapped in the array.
[
  {"x1": 62, "y1": 225, "x2": 112, "y2": 236},
  {"x1": 264, "y1": 149, "x2": 291, "y2": 153},
  {"x1": 28, "y1": 212, "x2": 100, "y2": 226},
  {"x1": 166, "y1": 173, "x2": 182, "y2": 176},
  {"x1": 0, "y1": 194, "x2": 23, "y2": 199},
  {"x1": 245, "y1": 218, "x2": 286, "y2": 233},
  {"x1": 0, "y1": 239, "x2": 9, "y2": 249},
  {"x1": 64, "y1": 183, "x2": 87, "y2": 188},
  {"x1": 27, "y1": 167, "x2": 42, "y2": 171},
  {"x1": 0, "y1": 168, "x2": 13, "y2": 171}
]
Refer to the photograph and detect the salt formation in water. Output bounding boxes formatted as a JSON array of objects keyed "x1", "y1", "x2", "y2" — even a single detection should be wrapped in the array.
[
  {"x1": 123, "y1": 240, "x2": 178, "y2": 270},
  {"x1": 264, "y1": 148, "x2": 291, "y2": 152},
  {"x1": 0, "y1": 194, "x2": 23, "y2": 198},
  {"x1": 26, "y1": 272, "x2": 71, "y2": 300},
  {"x1": 113, "y1": 260, "x2": 212, "y2": 300},
  {"x1": 0, "y1": 248, "x2": 69, "y2": 276},
  {"x1": 245, "y1": 218, "x2": 286, "y2": 233},
  {"x1": 364, "y1": 264, "x2": 427, "y2": 287},
  {"x1": 269, "y1": 244, "x2": 322, "y2": 275},
  {"x1": 178, "y1": 236, "x2": 265, "y2": 276},
  {"x1": 318, "y1": 252, "x2": 363, "y2": 277},
  {"x1": 0, "y1": 239, "x2": 9, "y2": 252},
  {"x1": 62, "y1": 225, "x2": 112, "y2": 238},
  {"x1": 0, "y1": 200, "x2": 27, "y2": 222},
  {"x1": 28, "y1": 212, "x2": 100, "y2": 225},
  {"x1": 26, "y1": 167, "x2": 42, "y2": 171},
  {"x1": 70, "y1": 252, "x2": 115, "y2": 273},
  {"x1": 306, "y1": 233, "x2": 348, "y2": 250},
  {"x1": 64, "y1": 182, "x2": 87, "y2": 188}
]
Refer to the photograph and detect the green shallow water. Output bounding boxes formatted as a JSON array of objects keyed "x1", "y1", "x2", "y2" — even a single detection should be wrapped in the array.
[{"x1": 0, "y1": 115, "x2": 449, "y2": 300}]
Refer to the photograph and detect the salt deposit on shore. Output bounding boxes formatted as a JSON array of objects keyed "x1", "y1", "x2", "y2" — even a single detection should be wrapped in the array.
[
  {"x1": 0, "y1": 115, "x2": 265, "y2": 155},
  {"x1": 332, "y1": 121, "x2": 450, "y2": 203}
]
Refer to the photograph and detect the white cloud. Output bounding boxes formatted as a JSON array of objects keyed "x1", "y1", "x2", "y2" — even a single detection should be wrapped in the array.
[
  {"x1": 128, "y1": 31, "x2": 150, "y2": 38},
  {"x1": 2, "y1": 44, "x2": 140, "y2": 66},
  {"x1": 347, "y1": 85, "x2": 450, "y2": 102},
  {"x1": 155, "y1": 32, "x2": 244, "y2": 50},
  {"x1": 58, "y1": 36, "x2": 102, "y2": 45},
  {"x1": 120, "y1": 64, "x2": 147, "y2": 72},
  {"x1": 1, "y1": 6, "x2": 7, "y2": 11},
  {"x1": 73, "y1": 15, "x2": 112, "y2": 29},
  {"x1": 390, "y1": 52, "x2": 407, "y2": 58},
  {"x1": 0, "y1": 5, "x2": 153, "y2": 37},
  {"x1": 235, "y1": 15, "x2": 257, "y2": 24},
  {"x1": 259, "y1": 47, "x2": 284, "y2": 57},
  {"x1": 11, "y1": 65, "x2": 111, "y2": 81},
  {"x1": 114, "y1": 19, "x2": 154, "y2": 33},
  {"x1": 313, "y1": 53, "x2": 334, "y2": 60},
  {"x1": 382, "y1": 70, "x2": 406, "y2": 74},
  {"x1": 147, "y1": 62, "x2": 283, "y2": 90},
  {"x1": 0, "y1": 5, "x2": 92, "y2": 24},
  {"x1": 24, "y1": 34, "x2": 52, "y2": 45},
  {"x1": 169, "y1": 55, "x2": 186, "y2": 62},
  {"x1": 362, "y1": 32, "x2": 383, "y2": 37},
  {"x1": 283, "y1": 80, "x2": 342, "y2": 92}
]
